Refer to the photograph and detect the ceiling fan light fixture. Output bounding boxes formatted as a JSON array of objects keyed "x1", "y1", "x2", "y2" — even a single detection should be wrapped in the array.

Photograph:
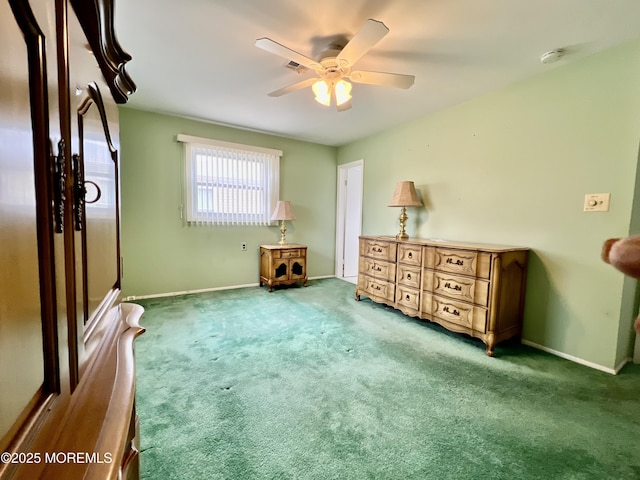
[
  {"x1": 312, "y1": 79, "x2": 331, "y2": 106},
  {"x1": 335, "y1": 79, "x2": 352, "y2": 106},
  {"x1": 312, "y1": 79, "x2": 352, "y2": 107}
]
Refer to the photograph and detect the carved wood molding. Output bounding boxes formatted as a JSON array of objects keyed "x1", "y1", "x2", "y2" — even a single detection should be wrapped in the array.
[
  {"x1": 69, "y1": 0, "x2": 136, "y2": 104},
  {"x1": 78, "y1": 82, "x2": 117, "y2": 154},
  {"x1": 40, "y1": 303, "x2": 145, "y2": 480}
]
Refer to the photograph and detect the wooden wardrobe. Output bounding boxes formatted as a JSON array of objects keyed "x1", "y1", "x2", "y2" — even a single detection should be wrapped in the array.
[{"x1": 0, "y1": 0, "x2": 144, "y2": 479}]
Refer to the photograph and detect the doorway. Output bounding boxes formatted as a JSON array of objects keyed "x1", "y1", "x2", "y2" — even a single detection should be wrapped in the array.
[{"x1": 335, "y1": 160, "x2": 364, "y2": 284}]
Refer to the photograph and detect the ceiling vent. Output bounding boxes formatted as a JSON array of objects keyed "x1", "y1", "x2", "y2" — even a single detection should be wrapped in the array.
[{"x1": 283, "y1": 60, "x2": 309, "y2": 74}]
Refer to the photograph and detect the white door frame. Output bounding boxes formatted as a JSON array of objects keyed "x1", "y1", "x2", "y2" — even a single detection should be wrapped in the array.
[{"x1": 335, "y1": 160, "x2": 364, "y2": 278}]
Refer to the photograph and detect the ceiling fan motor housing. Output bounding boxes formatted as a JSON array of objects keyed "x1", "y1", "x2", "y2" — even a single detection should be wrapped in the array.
[{"x1": 318, "y1": 44, "x2": 350, "y2": 78}]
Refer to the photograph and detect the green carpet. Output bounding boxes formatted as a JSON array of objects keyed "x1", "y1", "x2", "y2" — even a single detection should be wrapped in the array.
[{"x1": 134, "y1": 278, "x2": 640, "y2": 480}]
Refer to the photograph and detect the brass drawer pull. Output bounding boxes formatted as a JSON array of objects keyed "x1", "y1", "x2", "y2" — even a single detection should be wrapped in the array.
[
  {"x1": 407, "y1": 273, "x2": 412, "y2": 280},
  {"x1": 444, "y1": 282, "x2": 462, "y2": 291},
  {"x1": 446, "y1": 258, "x2": 464, "y2": 266},
  {"x1": 443, "y1": 306, "x2": 460, "y2": 316},
  {"x1": 405, "y1": 294, "x2": 411, "y2": 301},
  {"x1": 408, "y1": 252, "x2": 413, "y2": 258}
]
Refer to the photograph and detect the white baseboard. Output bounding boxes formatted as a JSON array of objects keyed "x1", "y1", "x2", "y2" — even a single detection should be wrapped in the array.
[
  {"x1": 123, "y1": 283, "x2": 259, "y2": 301},
  {"x1": 521, "y1": 339, "x2": 630, "y2": 375},
  {"x1": 123, "y1": 275, "x2": 336, "y2": 301}
]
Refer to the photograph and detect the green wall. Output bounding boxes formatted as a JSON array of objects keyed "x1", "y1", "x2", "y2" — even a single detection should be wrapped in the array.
[
  {"x1": 119, "y1": 109, "x2": 337, "y2": 298},
  {"x1": 337, "y1": 39, "x2": 640, "y2": 371}
]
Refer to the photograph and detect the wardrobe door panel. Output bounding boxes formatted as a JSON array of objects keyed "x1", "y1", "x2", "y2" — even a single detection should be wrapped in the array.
[
  {"x1": 67, "y1": 9, "x2": 122, "y2": 377},
  {"x1": 0, "y1": 11, "x2": 45, "y2": 448},
  {"x1": 80, "y1": 91, "x2": 120, "y2": 323},
  {"x1": 0, "y1": 0, "x2": 62, "y2": 457}
]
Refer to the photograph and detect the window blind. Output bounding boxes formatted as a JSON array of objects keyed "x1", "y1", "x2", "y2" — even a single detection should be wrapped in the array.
[{"x1": 178, "y1": 134, "x2": 281, "y2": 225}]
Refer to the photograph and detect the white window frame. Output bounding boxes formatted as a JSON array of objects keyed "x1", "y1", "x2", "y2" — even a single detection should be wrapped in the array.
[{"x1": 177, "y1": 134, "x2": 282, "y2": 225}]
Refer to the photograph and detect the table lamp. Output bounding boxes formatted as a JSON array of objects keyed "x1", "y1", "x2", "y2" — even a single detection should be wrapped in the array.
[
  {"x1": 388, "y1": 181, "x2": 422, "y2": 241},
  {"x1": 271, "y1": 200, "x2": 296, "y2": 245}
]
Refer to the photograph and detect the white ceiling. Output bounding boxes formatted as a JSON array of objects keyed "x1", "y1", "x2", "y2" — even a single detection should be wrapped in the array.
[{"x1": 115, "y1": 0, "x2": 640, "y2": 147}]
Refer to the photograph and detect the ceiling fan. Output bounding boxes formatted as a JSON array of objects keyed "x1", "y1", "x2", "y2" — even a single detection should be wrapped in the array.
[{"x1": 255, "y1": 19, "x2": 415, "y2": 112}]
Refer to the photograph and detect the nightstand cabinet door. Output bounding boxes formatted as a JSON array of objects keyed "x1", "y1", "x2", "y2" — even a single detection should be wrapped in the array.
[
  {"x1": 289, "y1": 257, "x2": 306, "y2": 280},
  {"x1": 273, "y1": 259, "x2": 289, "y2": 280}
]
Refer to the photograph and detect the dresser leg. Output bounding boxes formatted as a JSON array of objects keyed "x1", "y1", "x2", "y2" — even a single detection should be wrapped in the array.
[
  {"x1": 355, "y1": 288, "x2": 361, "y2": 301},
  {"x1": 486, "y1": 334, "x2": 496, "y2": 356}
]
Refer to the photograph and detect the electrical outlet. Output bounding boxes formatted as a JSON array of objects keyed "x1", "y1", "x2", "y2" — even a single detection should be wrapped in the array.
[{"x1": 241, "y1": 242, "x2": 247, "y2": 251}]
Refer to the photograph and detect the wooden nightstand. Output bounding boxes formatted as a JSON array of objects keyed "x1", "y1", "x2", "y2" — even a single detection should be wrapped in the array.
[{"x1": 260, "y1": 244, "x2": 308, "y2": 292}]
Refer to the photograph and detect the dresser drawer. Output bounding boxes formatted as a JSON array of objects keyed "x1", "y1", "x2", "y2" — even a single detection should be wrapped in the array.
[
  {"x1": 360, "y1": 257, "x2": 396, "y2": 282},
  {"x1": 423, "y1": 269, "x2": 489, "y2": 306},
  {"x1": 422, "y1": 293, "x2": 487, "y2": 332},
  {"x1": 396, "y1": 285, "x2": 420, "y2": 312},
  {"x1": 282, "y1": 248, "x2": 303, "y2": 258},
  {"x1": 426, "y1": 248, "x2": 491, "y2": 279},
  {"x1": 361, "y1": 239, "x2": 397, "y2": 262},
  {"x1": 397, "y1": 264, "x2": 421, "y2": 289},
  {"x1": 359, "y1": 277, "x2": 395, "y2": 303},
  {"x1": 397, "y1": 244, "x2": 421, "y2": 266},
  {"x1": 272, "y1": 248, "x2": 303, "y2": 259}
]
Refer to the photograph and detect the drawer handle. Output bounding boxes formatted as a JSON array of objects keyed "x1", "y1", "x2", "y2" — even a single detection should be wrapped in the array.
[
  {"x1": 373, "y1": 247, "x2": 382, "y2": 253},
  {"x1": 408, "y1": 252, "x2": 413, "y2": 258},
  {"x1": 446, "y1": 258, "x2": 464, "y2": 266},
  {"x1": 443, "y1": 306, "x2": 460, "y2": 316},
  {"x1": 405, "y1": 294, "x2": 411, "y2": 301},
  {"x1": 407, "y1": 273, "x2": 411, "y2": 280},
  {"x1": 444, "y1": 282, "x2": 462, "y2": 292},
  {"x1": 372, "y1": 265, "x2": 381, "y2": 272}
]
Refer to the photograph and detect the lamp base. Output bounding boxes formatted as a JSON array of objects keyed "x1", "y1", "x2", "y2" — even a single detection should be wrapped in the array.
[
  {"x1": 396, "y1": 206, "x2": 409, "y2": 241},
  {"x1": 278, "y1": 219, "x2": 288, "y2": 245}
]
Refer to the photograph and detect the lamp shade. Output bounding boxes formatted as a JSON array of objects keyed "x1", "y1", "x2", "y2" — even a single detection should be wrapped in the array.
[
  {"x1": 271, "y1": 200, "x2": 296, "y2": 221},
  {"x1": 388, "y1": 181, "x2": 422, "y2": 207}
]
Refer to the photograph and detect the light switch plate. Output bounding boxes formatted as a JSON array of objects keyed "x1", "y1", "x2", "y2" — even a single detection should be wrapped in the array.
[{"x1": 584, "y1": 193, "x2": 610, "y2": 212}]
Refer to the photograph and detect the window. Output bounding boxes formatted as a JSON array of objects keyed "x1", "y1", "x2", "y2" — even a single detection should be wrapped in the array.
[{"x1": 178, "y1": 134, "x2": 281, "y2": 225}]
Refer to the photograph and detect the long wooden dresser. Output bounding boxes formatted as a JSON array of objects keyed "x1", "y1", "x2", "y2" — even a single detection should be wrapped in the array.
[{"x1": 355, "y1": 236, "x2": 528, "y2": 356}]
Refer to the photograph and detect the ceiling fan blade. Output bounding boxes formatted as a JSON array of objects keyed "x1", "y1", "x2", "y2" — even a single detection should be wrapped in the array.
[
  {"x1": 348, "y1": 70, "x2": 415, "y2": 89},
  {"x1": 336, "y1": 19, "x2": 389, "y2": 67},
  {"x1": 255, "y1": 38, "x2": 322, "y2": 71},
  {"x1": 267, "y1": 77, "x2": 318, "y2": 97}
]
